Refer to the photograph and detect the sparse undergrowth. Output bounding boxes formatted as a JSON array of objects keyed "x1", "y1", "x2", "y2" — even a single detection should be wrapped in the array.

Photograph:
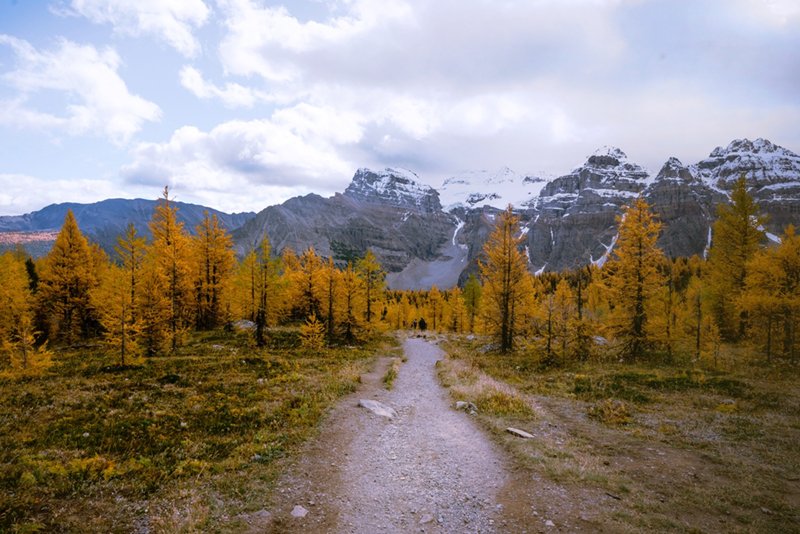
[
  {"x1": 0, "y1": 329, "x2": 389, "y2": 532},
  {"x1": 439, "y1": 335, "x2": 800, "y2": 533}
]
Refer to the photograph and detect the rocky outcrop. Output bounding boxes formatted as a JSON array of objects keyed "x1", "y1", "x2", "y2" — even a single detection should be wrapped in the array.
[
  {"x1": 344, "y1": 168, "x2": 442, "y2": 213},
  {"x1": 526, "y1": 147, "x2": 650, "y2": 271},
  {"x1": 690, "y1": 138, "x2": 800, "y2": 236},
  {"x1": 643, "y1": 157, "x2": 722, "y2": 258},
  {"x1": 233, "y1": 168, "x2": 455, "y2": 273}
]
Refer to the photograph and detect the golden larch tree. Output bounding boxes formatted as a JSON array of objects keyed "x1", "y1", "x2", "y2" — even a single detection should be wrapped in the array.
[
  {"x1": 479, "y1": 206, "x2": 531, "y2": 352},
  {"x1": 742, "y1": 225, "x2": 800, "y2": 362},
  {"x1": 193, "y1": 212, "x2": 235, "y2": 330},
  {"x1": 357, "y1": 250, "x2": 385, "y2": 325},
  {"x1": 37, "y1": 210, "x2": 101, "y2": 344},
  {"x1": 0, "y1": 251, "x2": 44, "y2": 371},
  {"x1": 707, "y1": 176, "x2": 765, "y2": 340},
  {"x1": 148, "y1": 187, "x2": 194, "y2": 353},
  {"x1": 603, "y1": 198, "x2": 665, "y2": 361}
]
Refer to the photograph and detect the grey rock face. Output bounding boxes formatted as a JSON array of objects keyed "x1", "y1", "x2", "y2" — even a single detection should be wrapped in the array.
[
  {"x1": 232, "y1": 170, "x2": 455, "y2": 274},
  {"x1": 690, "y1": 138, "x2": 800, "y2": 237},
  {"x1": 643, "y1": 157, "x2": 723, "y2": 258},
  {"x1": 343, "y1": 168, "x2": 442, "y2": 213},
  {"x1": 526, "y1": 147, "x2": 649, "y2": 271}
]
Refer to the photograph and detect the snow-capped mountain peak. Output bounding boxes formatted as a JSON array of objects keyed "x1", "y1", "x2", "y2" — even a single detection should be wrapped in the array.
[
  {"x1": 591, "y1": 146, "x2": 628, "y2": 163},
  {"x1": 344, "y1": 167, "x2": 441, "y2": 212},
  {"x1": 691, "y1": 137, "x2": 800, "y2": 191}
]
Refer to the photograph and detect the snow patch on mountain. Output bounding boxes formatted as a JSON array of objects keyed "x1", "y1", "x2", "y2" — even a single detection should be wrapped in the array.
[
  {"x1": 438, "y1": 167, "x2": 550, "y2": 211},
  {"x1": 690, "y1": 138, "x2": 800, "y2": 192},
  {"x1": 344, "y1": 168, "x2": 441, "y2": 212}
]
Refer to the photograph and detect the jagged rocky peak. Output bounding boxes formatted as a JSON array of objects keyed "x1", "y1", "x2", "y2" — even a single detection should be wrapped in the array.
[
  {"x1": 692, "y1": 137, "x2": 800, "y2": 189},
  {"x1": 654, "y1": 157, "x2": 695, "y2": 182},
  {"x1": 586, "y1": 146, "x2": 629, "y2": 167},
  {"x1": 709, "y1": 137, "x2": 787, "y2": 158},
  {"x1": 343, "y1": 167, "x2": 441, "y2": 212}
]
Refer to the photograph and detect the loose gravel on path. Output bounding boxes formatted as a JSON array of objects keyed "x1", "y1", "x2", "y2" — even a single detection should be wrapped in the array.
[{"x1": 268, "y1": 336, "x2": 525, "y2": 533}]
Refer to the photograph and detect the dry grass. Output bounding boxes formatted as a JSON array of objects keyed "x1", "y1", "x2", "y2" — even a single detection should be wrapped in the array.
[
  {"x1": 437, "y1": 352, "x2": 538, "y2": 418},
  {"x1": 0, "y1": 329, "x2": 389, "y2": 533},
  {"x1": 438, "y1": 334, "x2": 800, "y2": 533}
]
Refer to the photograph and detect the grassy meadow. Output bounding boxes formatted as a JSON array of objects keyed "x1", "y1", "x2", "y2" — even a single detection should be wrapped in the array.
[
  {"x1": 438, "y1": 336, "x2": 800, "y2": 532},
  {"x1": 0, "y1": 329, "x2": 386, "y2": 533}
]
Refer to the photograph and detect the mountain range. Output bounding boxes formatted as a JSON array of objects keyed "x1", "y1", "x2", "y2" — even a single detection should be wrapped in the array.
[{"x1": 1, "y1": 138, "x2": 798, "y2": 289}]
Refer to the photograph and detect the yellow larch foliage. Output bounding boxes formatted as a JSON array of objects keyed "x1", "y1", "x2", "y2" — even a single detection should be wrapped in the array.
[
  {"x1": 147, "y1": 187, "x2": 194, "y2": 353},
  {"x1": 602, "y1": 198, "x2": 665, "y2": 361},
  {"x1": 37, "y1": 209, "x2": 101, "y2": 344},
  {"x1": 742, "y1": 225, "x2": 800, "y2": 361},
  {"x1": 479, "y1": 206, "x2": 532, "y2": 352},
  {"x1": 193, "y1": 212, "x2": 235, "y2": 330}
]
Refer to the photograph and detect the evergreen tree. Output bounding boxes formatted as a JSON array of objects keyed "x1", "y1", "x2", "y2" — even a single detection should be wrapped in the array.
[
  {"x1": 603, "y1": 198, "x2": 665, "y2": 361},
  {"x1": 707, "y1": 176, "x2": 765, "y2": 340},
  {"x1": 479, "y1": 206, "x2": 530, "y2": 352}
]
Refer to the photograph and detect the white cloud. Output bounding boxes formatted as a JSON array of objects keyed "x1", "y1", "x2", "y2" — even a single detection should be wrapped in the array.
[
  {"x1": 217, "y1": 0, "x2": 413, "y2": 82},
  {"x1": 179, "y1": 65, "x2": 286, "y2": 107},
  {"x1": 0, "y1": 35, "x2": 161, "y2": 144},
  {"x1": 61, "y1": 0, "x2": 210, "y2": 57},
  {"x1": 120, "y1": 103, "x2": 366, "y2": 211}
]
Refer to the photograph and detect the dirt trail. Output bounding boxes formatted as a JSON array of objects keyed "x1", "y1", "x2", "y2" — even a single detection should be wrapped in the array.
[{"x1": 267, "y1": 336, "x2": 528, "y2": 533}]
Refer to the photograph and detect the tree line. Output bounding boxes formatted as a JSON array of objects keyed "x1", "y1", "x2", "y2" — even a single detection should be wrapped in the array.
[
  {"x1": 1, "y1": 177, "x2": 797, "y2": 373},
  {"x1": 0, "y1": 187, "x2": 388, "y2": 371}
]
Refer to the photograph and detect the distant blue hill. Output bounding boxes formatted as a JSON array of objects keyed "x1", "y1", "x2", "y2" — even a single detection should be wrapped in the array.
[{"x1": 0, "y1": 198, "x2": 255, "y2": 258}]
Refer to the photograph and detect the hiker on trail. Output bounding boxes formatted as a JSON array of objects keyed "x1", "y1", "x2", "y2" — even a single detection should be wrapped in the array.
[{"x1": 418, "y1": 317, "x2": 427, "y2": 331}]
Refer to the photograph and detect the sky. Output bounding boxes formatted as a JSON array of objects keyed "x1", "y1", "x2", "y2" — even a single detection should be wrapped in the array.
[{"x1": 0, "y1": 0, "x2": 798, "y2": 215}]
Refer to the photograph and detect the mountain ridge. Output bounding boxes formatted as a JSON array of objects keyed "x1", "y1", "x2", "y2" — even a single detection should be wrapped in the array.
[{"x1": 2, "y1": 137, "x2": 798, "y2": 289}]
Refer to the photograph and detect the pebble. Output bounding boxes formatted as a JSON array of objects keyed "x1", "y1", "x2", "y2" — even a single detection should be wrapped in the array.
[{"x1": 291, "y1": 505, "x2": 308, "y2": 518}]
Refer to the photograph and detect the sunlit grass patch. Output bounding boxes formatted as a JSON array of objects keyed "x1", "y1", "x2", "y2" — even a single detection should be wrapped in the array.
[
  {"x1": 0, "y1": 329, "x2": 389, "y2": 532},
  {"x1": 438, "y1": 354, "x2": 537, "y2": 418}
]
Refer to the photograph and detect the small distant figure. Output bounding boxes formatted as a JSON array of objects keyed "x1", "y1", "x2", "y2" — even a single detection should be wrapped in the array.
[
  {"x1": 418, "y1": 317, "x2": 427, "y2": 331},
  {"x1": 411, "y1": 319, "x2": 417, "y2": 330}
]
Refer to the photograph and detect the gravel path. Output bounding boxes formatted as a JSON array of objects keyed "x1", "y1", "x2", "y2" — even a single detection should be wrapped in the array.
[
  {"x1": 337, "y1": 337, "x2": 508, "y2": 532},
  {"x1": 268, "y1": 336, "x2": 523, "y2": 533}
]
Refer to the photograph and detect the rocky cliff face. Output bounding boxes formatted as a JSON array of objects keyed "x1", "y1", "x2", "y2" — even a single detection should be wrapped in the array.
[
  {"x1": 525, "y1": 147, "x2": 650, "y2": 271},
  {"x1": 233, "y1": 168, "x2": 455, "y2": 273},
  {"x1": 643, "y1": 157, "x2": 722, "y2": 258},
  {"x1": 343, "y1": 168, "x2": 442, "y2": 213}
]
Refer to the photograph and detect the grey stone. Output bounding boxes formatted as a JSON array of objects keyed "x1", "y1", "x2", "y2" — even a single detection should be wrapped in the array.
[
  {"x1": 455, "y1": 401, "x2": 478, "y2": 415},
  {"x1": 358, "y1": 399, "x2": 398, "y2": 419},
  {"x1": 506, "y1": 427, "x2": 534, "y2": 439},
  {"x1": 291, "y1": 505, "x2": 308, "y2": 518}
]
